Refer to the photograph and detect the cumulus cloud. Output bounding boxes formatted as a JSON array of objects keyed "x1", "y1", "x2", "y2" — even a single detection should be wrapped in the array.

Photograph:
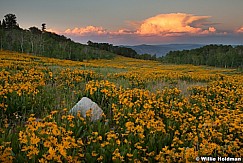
[
  {"x1": 236, "y1": 26, "x2": 243, "y2": 33},
  {"x1": 136, "y1": 13, "x2": 216, "y2": 36},
  {"x1": 64, "y1": 26, "x2": 108, "y2": 36}
]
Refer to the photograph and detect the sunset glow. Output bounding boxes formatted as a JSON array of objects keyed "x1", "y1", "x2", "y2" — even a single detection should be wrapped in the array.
[
  {"x1": 62, "y1": 13, "x2": 222, "y2": 44},
  {"x1": 1, "y1": 0, "x2": 243, "y2": 44},
  {"x1": 64, "y1": 13, "x2": 218, "y2": 37}
]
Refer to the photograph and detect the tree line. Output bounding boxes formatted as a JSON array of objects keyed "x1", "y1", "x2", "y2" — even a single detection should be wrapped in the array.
[
  {"x1": 87, "y1": 41, "x2": 157, "y2": 60},
  {"x1": 162, "y1": 44, "x2": 243, "y2": 68},
  {"x1": 0, "y1": 13, "x2": 115, "y2": 60}
]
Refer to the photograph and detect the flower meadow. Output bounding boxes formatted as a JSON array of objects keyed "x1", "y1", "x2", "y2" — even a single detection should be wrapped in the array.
[{"x1": 0, "y1": 50, "x2": 242, "y2": 162}]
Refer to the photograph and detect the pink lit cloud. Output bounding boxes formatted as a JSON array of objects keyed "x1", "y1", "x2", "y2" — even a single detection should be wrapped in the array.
[
  {"x1": 65, "y1": 26, "x2": 108, "y2": 36},
  {"x1": 236, "y1": 26, "x2": 243, "y2": 33},
  {"x1": 136, "y1": 13, "x2": 216, "y2": 36}
]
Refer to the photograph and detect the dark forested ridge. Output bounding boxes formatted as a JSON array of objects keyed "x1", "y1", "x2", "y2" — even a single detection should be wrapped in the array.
[
  {"x1": 0, "y1": 14, "x2": 115, "y2": 60},
  {"x1": 163, "y1": 44, "x2": 243, "y2": 68},
  {"x1": 87, "y1": 41, "x2": 157, "y2": 60}
]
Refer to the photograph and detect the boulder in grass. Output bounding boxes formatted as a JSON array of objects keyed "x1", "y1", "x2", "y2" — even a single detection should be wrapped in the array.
[{"x1": 69, "y1": 97, "x2": 103, "y2": 122}]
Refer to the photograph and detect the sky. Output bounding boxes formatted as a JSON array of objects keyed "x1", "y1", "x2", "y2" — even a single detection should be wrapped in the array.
[{"x1": 1, "y1": 0, "x2": 243, "y2": 45}]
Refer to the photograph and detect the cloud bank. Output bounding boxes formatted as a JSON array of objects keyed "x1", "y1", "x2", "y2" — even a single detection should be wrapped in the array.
[
  {"x1": 64, "y1": 13, "x2": 216, "y2": 36},
  {"x1": 60, "y1": 13, "x2": 237, "y2": 44}
]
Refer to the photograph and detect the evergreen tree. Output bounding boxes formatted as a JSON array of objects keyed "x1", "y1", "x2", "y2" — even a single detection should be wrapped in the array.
[
  {"x1": 41, "y1": 23, "x2": 46, "y2": 32},
  {"x1": 4, "y1": 13, "x2": 18, "y2": 29}
]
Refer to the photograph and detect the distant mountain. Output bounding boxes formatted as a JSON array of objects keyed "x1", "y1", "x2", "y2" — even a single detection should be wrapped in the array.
[{"x1": 125, "y1": 44, "x2": 205, "y2": 57}]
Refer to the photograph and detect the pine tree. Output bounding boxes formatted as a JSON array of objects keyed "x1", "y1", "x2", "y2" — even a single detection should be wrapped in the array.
[{"x1": 4, "y1": 13, "x2": 18, "y2": 29}]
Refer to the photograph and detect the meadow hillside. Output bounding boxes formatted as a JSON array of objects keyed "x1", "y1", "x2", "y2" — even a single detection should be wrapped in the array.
[
  {"x1": 0, "y1": 13, "x2": 116, "y2": 61},
  {"x1": 0, "y1": 50, "x2": 242, "y2": 162}
]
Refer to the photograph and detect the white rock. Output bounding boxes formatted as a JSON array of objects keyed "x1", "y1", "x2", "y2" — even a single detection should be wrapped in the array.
[{"x1": 69, "y1": 97, "x2": 103, "y2": 122}]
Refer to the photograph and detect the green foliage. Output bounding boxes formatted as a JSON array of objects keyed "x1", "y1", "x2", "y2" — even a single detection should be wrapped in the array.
[
  {"x1": 3, "y1": 14, "x2": 19, "y2": 29},
  {"x1": 163, "y1": 44, "x2": 243, "y2": 68},
  {"x1": 137, "y1": 53, "x2": 157, "y2": 60}
]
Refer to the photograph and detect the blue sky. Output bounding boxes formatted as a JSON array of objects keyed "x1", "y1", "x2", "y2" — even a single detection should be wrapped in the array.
[{"x1": 1, "y1": 0, "x2": 243, "y2": 45}]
